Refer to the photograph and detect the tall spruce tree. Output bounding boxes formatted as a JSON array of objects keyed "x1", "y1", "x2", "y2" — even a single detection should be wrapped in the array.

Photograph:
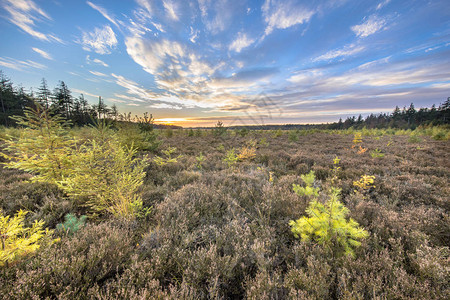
[
  {"x1": 37, "y1": 78, "x2": 51, "y2": 109},
  {"x1": 52, "y1": 81, "x2": 72, "y2": 118}
]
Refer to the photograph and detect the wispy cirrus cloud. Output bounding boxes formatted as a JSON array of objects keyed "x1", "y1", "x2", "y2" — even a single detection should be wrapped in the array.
[
  {"x1": 32, "y1": 47, "x2": 52, "y2": 60},
  {"x1": 0, "y1": 56, "x2": 46, "y2": 71},
  {"x1": 86, "y1": 1, "x2": 120, "y2": 29},
  {"x1": 162, "y1": 0, "x2": 178, "y2": 20},
  {"x1": 72, "y1": 88, "x2": 99, "y2": 98},
  {"x1": 281, "y1": 53, "x2": 450, "y2": 117},
  {"x1": 111, "y1": 73, "x2": 159, "y2": 101},
  {"x1": 150, "y1": 102, "x2": 183, "y2": 110},
  {"x1": 352, "y1": 15, "x2": 387, "y2": 38},
  {"x1": 81, "y1": 25, "x2": 118, "y2": 54},
  {"x1": 86, "y1": 55, "x2": 109, "y2": 67},
  {"x1": 262, "y1": 0, "x2": 315, "y2": 36},
  {"x1": 198, "y1": 0, "x2": 234, "y2": 34},
  {"x1": 2, "y1": 0, "x2": 62, "y2": 42},
  {"x1": 313, "y1": 43, "x2": 365, "y2": 62},
  {"x1": 89, "y1": 70, "x2": 108, "y2": 77},
  {"x1": 189, "y1": 27, "x2": 199, "y2": 43},
  {"x1": 376, "y1": 0, "x2": 391, "y2": 10}
]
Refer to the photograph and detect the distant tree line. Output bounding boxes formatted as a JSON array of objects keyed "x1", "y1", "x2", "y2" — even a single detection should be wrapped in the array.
[
  {"x1": 0, "y1": 71, "x2": 118, "y2": 127},
  {"x1": 1, "y1": 70, "x2": 449, "y2": 129},
  {"x1": 205, "y1": 100, "x2": 449, "y2": 131},
  {"x1": 322, "y1": 100, "x2": 450, "y2": 130}
]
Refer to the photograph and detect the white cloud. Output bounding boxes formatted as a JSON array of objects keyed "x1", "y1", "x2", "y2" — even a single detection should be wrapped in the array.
[
  {"x1": 287, "y1": 70, "x2": 323, "y2": 84},
  {"x1": 198, "y1": 0, "x2": 233, "y2": 34},
  {"x1": 82, "y1": 25, "x2": 118, "y2": 54},
  {"x1": 108, "y1": 98, "x2": 127, "y2": 103},
  {"x1": 313, "y1": 44, "x2": 365, "y2": 62},
  {"x1": 135, "y1": 0, "x2": 152, "y2": 14},
  {"x1": 352, "y1": 15, "x2": 387, "y2": 38},
  {"x1": 112, "y1": 73, "x2": 158, "y2": 100},
  {"x1": 229, "y1": 32, "x2": 255, "y2": 53},
  {"x1": 32, "y1": 47, "x2": 52, "y2": 60},
  {"x1": 376, "y1": 0, "x2": 391, "y2": 10},
  {"x1": 0, "y1": 56, "x2": 46, "y2": 71},
  {"x1": 86, "y1": 55, "x2": 109, "y2": 67},
  {"x1": 151, "y1": 22, "x2": 165, "y2": 32},
  {"x1": 357, "y1": 56, "x2": 391, "y2": 70},
  {"x1": 2, "y1": 0, "x2": 62, "y2": 42},
  {"x1": 150, "y1": 103, "x2": 183, "y2": 110},
  {"x1": 283, "y1": 57, "x2": 450, "y2": 106},
  {"x1": 86, "y1": 1, "x2": 120, "y2": 29},
  {"x1": 89, "y1": 70, "x2": 108, "y2": 77},
  {"x1": 190, "y1": 27, "x2": 199, "y2": 43},
  {"x1": 262, "y1": 0, "x2": 315, "y2": 36},
  {"x1": 163, "y1": 0, "x2": 178, "y2": 20},
  {"x1": 188, "y1": 54, "x2": 214, "y2": 76},
  {"x1": 72, "y1": 88, "x2": 99, "y2": 98},
  {"x1": 125, "y1": 37, "x2": 185, "y2": 74}
]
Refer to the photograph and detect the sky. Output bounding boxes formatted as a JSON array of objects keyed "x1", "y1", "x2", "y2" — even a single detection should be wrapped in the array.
[{"x1": 0, "y1": 0, "x2": 449, "y2": 127}]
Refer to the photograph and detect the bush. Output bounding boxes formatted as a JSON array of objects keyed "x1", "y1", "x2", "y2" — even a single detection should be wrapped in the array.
[
  {"x1": 1, "y1": 105, "x2": 75, "y2": 183},
  {"x1": 56, "y1": 213, "x2": 87, "y2": 235},
  {"x1": 290, "y1": 186, "x2": 368, "y2": 257},
  {"x1": 59, "y1": 125, "x2": 148, "y2": 220},
  {"x1": 1, "y1": 108, "x2": 148, "y2": 220},
  {"x1": 2, "y1": 223, "x2": 134, "y2": 299},
  {"x1": 1, "y1": 210, "x2": 56, "y2": 267}
]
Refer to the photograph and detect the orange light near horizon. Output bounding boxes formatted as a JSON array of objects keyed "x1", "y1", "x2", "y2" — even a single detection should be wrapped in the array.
[
  {"x1": 155, "y1": 118, "x2": 187, "y2": 123},
  {"x1": 154, "y1": 118, "x2": 193, "y2": 127},
  {"x1": 154, "y1": 118, "x2": 218, "y2": 127}
]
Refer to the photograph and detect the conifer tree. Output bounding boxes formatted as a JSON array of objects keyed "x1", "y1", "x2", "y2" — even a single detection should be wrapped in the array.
[
  {"x1": 290, "y1": 172, "x2": 368, "y2": 258},
  {"x1": 1, "y1": 104, "x2": 74, "y2": 183},
  {"x1": 37, "y1": 78, "x2": 51, "y2": 109},
  {"x1": 1, "y1": 210, "x2": 56, "y2": 267}
]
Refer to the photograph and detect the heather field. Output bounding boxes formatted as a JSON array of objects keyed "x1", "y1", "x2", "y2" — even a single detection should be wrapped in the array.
[{"x1": 0, "y1": 121, "x2": 449, "y2": 299}]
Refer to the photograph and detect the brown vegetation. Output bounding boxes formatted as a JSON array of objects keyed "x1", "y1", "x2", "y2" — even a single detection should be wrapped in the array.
[{"x1": 0, "y1": 128, "x2": 449, "y2": 299}]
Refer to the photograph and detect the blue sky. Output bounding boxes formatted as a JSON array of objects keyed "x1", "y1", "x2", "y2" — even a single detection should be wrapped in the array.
[{"x1": 0, "y1": 0, "x2": 449, "y2": 126}]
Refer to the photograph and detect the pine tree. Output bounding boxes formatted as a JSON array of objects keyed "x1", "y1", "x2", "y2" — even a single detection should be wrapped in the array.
[
  {"x1": 37, "y1": 78, "x2": 51, "y2": 109},
  {"x1": 290, "y1": 171, "x2": 368, "y2": 258},
  {"x1": 1, "y1": 104, "x2": 75, "y2": 183},
  {"x1": 52, "y1": 81, "x2": 72, "y2": 118},
  {"x1": 58, "y1": 122, "x2": 148, "y2": 219},
  {"x1": 1, "y1": 210, "x2": 56, "y2": 267}
]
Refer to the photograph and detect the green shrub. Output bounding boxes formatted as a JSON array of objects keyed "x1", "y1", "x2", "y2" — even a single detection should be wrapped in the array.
[
  {"x1": 292, "y1": 170, "x2": 319, "y2": 197},
  {"x1": 289, "y1": 187, "x2": 369, "y2": 257},
  {"x1": 370, "y1": 148, "x2": 385, "y2": 158},
  {"x1": 1, "y1": 105, "x2": 75, "y2": 183},
  {"x1": 116, "y1": 122, "x2": 161, "y2": 152},
  {"x1": 195, "y1": 152, "x2": 205, "y2": 170},
  {"x1": 223, "y1": 148, "x2": 238, "y2": 168},
  {"x1": 288, "y1": 130, "x2": 299, "y2": 142},
  {"x1": 272, "y1": 129, "x2": 283, "y2": 137},
  {"x1": 237, "y1": 128, "x2": 249, "y2": 137},
  {"x1": 153, "y1": 147, "x2": 182, "y2": 166},
  {"x1": 432, "y1": 130, "x2": 448, "y2": 140},
  {"x1": 408, "y1": 135, "x2": 422, "y2": 143},
  {"x1": 2, "y1": 107, "x2": 148, "y2": 220},
  {"x1": 1, "y1": 210, "x2": 56, "y2": 267},
  {"x1": 56, "y1": 213, "x2": 86, "y2": 235},
  {"x1": 59, "y1": 127, "x2": 148, "y2": 220},
  {"x1": 164, "y1": 128, "x2": 173, "y2": 138},
  {"x1": 213, "y1": 121, "x2": 227, "y2": 137}
]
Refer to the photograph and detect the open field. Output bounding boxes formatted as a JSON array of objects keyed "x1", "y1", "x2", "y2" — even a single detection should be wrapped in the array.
[{"x1": 1, "y1": 126, "x2": 449, "y2": 299}]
